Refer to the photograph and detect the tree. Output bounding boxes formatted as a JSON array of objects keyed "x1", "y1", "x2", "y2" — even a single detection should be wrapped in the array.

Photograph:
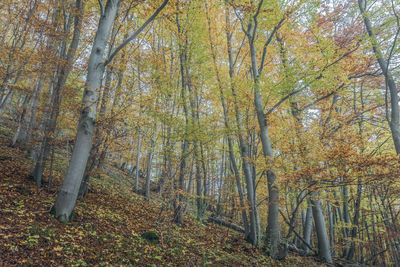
[{"x1": 53, "y1": 0, "x2": 169, "y2": 222}]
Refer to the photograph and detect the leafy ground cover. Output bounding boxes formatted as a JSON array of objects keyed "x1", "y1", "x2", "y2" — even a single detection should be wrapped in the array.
[{"x1": 0, "y1": 119, "x2": 323, "y2": 266}]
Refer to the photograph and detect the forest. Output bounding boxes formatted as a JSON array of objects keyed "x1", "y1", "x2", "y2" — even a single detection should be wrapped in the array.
[{"x1": 0, "y1": 0, "x2": 400, "y2": 266}]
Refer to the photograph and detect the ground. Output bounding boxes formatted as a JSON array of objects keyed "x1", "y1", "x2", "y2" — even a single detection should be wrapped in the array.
[{"x1": 0, "y1": 118, "x2": 324, "y2": 266}]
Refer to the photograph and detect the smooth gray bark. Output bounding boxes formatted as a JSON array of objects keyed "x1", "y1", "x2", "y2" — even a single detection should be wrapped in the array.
[
  {"x1": 53, "y1": 0, "x2": 120, "y2": 222},
  {"x1": 25, "y1": 74, "x2": 43, "y2": 148},
  {"x1": 53, "y1": 0, "x2": 168, "y2": 222},
  {"x1": 184, "y1": 162, "x2": 194, "y2": 214},
  {"x1": 195, "y1": 144, "x2": 206, "y2": 221},
  {"x1": 311, "y1": 194, "x2": 333, "y2": 264},
  {"x1": 342, "y1": 185, "x2": 351, "y2": 258},
  {"x1": 135, "y1": 66, "x2": 143, "y2": 193},
  {"x1": 234, "y1": 0, "x2": 284, "y2": 252},
  {"x1": 247, "y1": 20, "x2": 280, "y2": 255},
  {"x1": 327, "y1": 201, "x2": 336, "y2": 256}
]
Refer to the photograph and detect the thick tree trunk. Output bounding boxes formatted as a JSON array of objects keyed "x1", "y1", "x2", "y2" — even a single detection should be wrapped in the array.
[
  {"x1": 311, "y1": 194, "x2": 333, "y2": 264},
  {"x1": 53, "y1": 0, "x2": 120, "y2": 222}
]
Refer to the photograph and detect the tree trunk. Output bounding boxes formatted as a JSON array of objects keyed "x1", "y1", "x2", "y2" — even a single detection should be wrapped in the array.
[
  {"x1": 25, "y1": 74, "x2": 43, "y2": 149},
  {"x1": 53, "y1": 0, "x2": 120, "y2": 222},
  {"x1": 144, "y1": 131, "x2": 156, "y2": 199},
  {"x1": 311, "y1": 194, "x2": 333, "y2": 264},
  {"x1": 11, "y1": 93, "x2": 32, "y2": 146},
  {"x1": 248, "y1": 35, "x2": 279, "y2": 253},
  {"x1": 174, "y1": 12, "x2": 191, "y2": 226},
  {"x1": 224, "y1": 8, "x2": 258, "y2": 245},
  {"x1": 206, "y1": 6, "x2": 249, "y2": 236},
  {"x1": 342, "y1": 185, "x2": 351, "y2": 258},
  {"x1": 302, "y1": 198, "x2": 313, "y2": 253}
]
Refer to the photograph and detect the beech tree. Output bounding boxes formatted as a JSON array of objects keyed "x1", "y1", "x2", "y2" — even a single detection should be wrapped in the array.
[{"x1": 53, "y1": 0, "x2": 169, "y2": 222}]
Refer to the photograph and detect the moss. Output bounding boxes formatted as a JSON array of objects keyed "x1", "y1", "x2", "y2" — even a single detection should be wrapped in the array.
[{"x1": 141, "y1": 232, "x2": 159, "y2": 244}]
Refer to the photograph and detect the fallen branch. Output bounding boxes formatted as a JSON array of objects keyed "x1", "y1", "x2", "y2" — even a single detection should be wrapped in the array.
[{"x1": 207, "y1": 217, "x2": 245, "y2": 233}]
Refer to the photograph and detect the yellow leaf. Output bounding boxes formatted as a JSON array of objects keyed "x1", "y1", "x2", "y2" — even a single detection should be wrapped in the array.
[{"x1": 53, "y1": 246, "x2": 63, "y2": 251}]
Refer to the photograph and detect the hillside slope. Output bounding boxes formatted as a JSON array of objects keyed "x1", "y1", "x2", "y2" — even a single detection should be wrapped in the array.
[{"x1": 0, "y1": 120, "x2": 323, "y2": 266}]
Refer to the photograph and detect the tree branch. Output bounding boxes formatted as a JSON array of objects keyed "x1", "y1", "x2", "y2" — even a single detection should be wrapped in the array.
[
  {"x1": 104, "y1": 0, "x2": 169, "y2": 66},
  {"x1": 266, "y1": 88, "x2": 303, "y2": 116},
  {"x1": 258, "y1": 16, "x2": 285, "y2": 74}
]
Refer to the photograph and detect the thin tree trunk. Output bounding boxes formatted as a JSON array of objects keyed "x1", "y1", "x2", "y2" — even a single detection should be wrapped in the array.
[
  {"x1": 342, "y1": 185, "x2": 351, "y2": 258},
  {"x1": 328, "y1": 201, "x2": 336, "y2": 256},
  {"x1": 184, "y1": 161, "x2": 194, "y2": 214},
  {"x1": 25, "y1": 74, "x2": 43, "y2": 149},
  {"x1": 144, "y1": 130, "x2": 156, "y2": 199},
  {"x1": 48, "y1": 146, "x2": 55, "y2": 193},
  {"x1": 174, "y1": 13, "x2": 189, "y2": 225},
  {"x1": 206, "y1": 5, "x2": 249, "y2": 236},
  {"x1": 302, "y1": 198, "x2": 313, "y2": 253},
  {"x1": 224, "y1": 7, "x2": 258, "y2": 245},
  {"x1": 33, "y1": 0, "x2": 84, "y2": 187},
  {"x1": 11, "y1": 93, "x2": 32, "y2": 146}
]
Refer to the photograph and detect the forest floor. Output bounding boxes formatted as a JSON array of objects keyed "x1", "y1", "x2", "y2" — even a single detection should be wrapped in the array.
[{"x1": 0, "y1": 118, "x2": 324, "y2": 266}]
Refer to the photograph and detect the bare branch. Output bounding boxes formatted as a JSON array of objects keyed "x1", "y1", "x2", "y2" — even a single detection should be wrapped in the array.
[
  {"x1": 104, "y1": 0, "x2": 169, "y2": 66},
  {"x1": 266, "y1": 88, "x2": 303, "y2": 116},
  {"x1": 258, "y1": 17, "x2": 285, "y2": 74},
  {"x1": 300, "y1": 84, "x2": 344, "y2": 112}
]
